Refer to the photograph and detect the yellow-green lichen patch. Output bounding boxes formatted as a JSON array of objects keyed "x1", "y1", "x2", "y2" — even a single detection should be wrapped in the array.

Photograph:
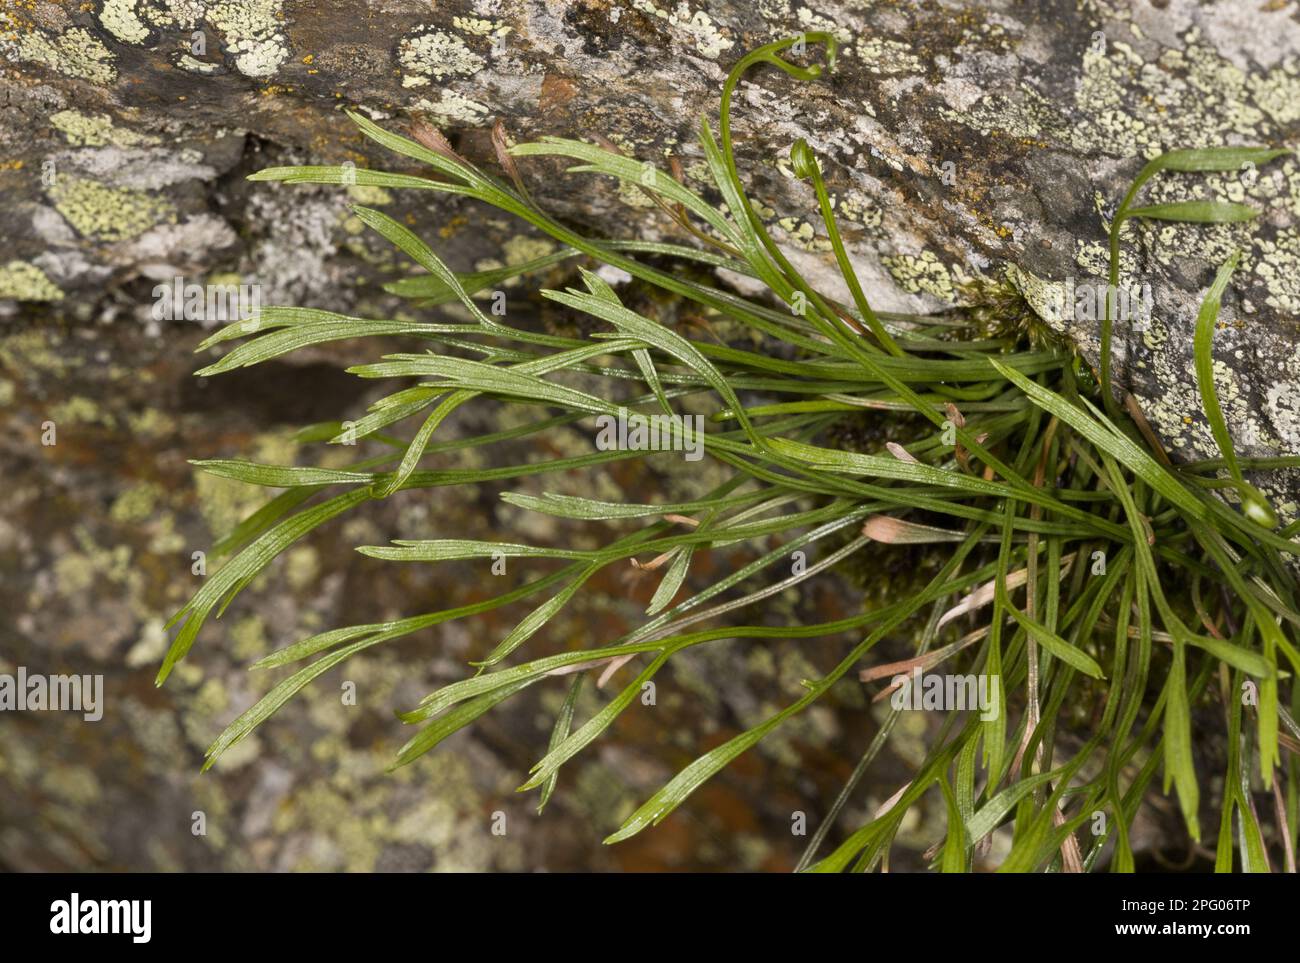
[
  {"x1": 833, "y1": 191, "x2": 883, "y2": 230},
  {"x1": 630, "y1": 0, "x2": 733, "y2": 59},
  {"x1": 946, "y1": 82, "x2": 1063, "y2": 141},
  {"x1": 125, "y1": 407, "x2": 176, "y2": 440},
  {"x1": 229, "y1": 614, "x2": 268, "y2": 661},
  {"x1": 284, "y1": 544, "x2": 320, "y2": 591},
  {"x1": 776, "y1": 216, "x2": 830, "y2": 253},
  {"x1": 193, "y1": 470, "x2": 265, "y2": 540},
  {"x1": 398, "y1": 27, "x2": 485, "y2": 87},
  {"x1": 450, "y1": 15, "x2": 510, "y2": 48},
  {"x1": 0, "y1": 261, "x2": 64, "y2": 302},
  {"x1": 49, "y1": 395, "x2": 116, "y2": 428},
  {"x1": 49, "y1": 177, "x2": 177, "y2": 242},
  {"x1": 100, "y1": 0, "x2": 151, "y2": 44},
  {"x1": 502, "y1": 235, "x2": 556, "y2": 266},
  {"x1": 1262, "y1": 338, "x2": 1300, "y2": 442},
  {"x1": 209, "y1": 0, "x2": 289, "y2": 78},
  {"x1": 0, "y1": 331, "x2": 78, "y2": 377},
  {"x1": 344, "y1": 184, "x2": 392, "y2": 206},
  {"x1": 959, "y1": 17, "x2": 1300, "y2": 177},
  {"x1": 191, "y1": 430, "x2": 299, "y2": 537},
  {"x1": 3, "y1": 25, "x2": 118, "y2": 85},
  {"x1": 60, "y1": 526, "x2": 140, "y2": 595},
  {"x1": 882, "y1": 250, "x2": 960, "y2": 301},
  {"x1": 793, "y1": 6, "x2": 851, "y2": 46},
  {"x1": 1006, "y1": 263, "x2": 1070, "y2": 337},
  {"x1": 50, "y1": 108, "x2": 161, "y2": 148},
  {"x1": 856, "y1": 36, "x2": 924, "y2": 75},
  {"x1": 175, "y1": 53, "x2": 220, "y2": 74},
  {"x1": 109, "y1": 482, "x2": 165, "y2": 524},
  {"x1": 41, "y1": 765, "x2": 103, "y2": 806},
  {"x1": 1254, "y1": 228, "x2": 1300, "y2": 314},
  {"x1": 411, "y1": 90, "x2": 490, "y2": 126}
]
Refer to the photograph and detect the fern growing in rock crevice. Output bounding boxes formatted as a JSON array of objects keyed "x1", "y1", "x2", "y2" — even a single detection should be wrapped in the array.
[{"x1": 165, "y1": 34, "x2": 1299, "y2": 872}]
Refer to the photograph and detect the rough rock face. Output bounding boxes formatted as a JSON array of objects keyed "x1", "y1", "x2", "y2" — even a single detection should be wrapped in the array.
[
  {"x1": 3, "y1": 1, "x2": 1300, "y2": 506},
  {"x1": 0, "y1": 1, "x2": 1295, "y2": 869}
]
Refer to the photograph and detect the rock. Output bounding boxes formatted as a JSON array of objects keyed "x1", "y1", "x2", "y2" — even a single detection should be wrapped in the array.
[
  {"x1": 1, "y1": 318, "x2": 884, "y2": 871},
  {"x1": 3, "y1": 2, "x2": 1298, "y2": 515},
  {"x1": 5, "y1": 0, "x2": 1279, "y2": 871}
]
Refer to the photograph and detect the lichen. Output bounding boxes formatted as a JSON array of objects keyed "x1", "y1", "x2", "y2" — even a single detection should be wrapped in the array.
[
  {"x1": 0, "y1": 261, "x2": 64, "y2": 302},
  {"x1": 230, "y1": 614, "x2": 268, "y2": 661},
  {"x1": 882, "y1": 250, "x2": 960, "y2": 301},
  {"x1": 451, "y1": 15, "x2": 509, "y2": 42},
  {"x1": 208, "y1": 0, "x2": 289, "y2": 78},
  {"x1": 856, "y1": 36, "x2": 924, "y2": 75},
  {"x1": 344, "y1": 184, "x2": 393, "y2": 206},
  {"x1": 398, "y1": 27, "x2": 485, "y2": 87},
  {"x1": 48, "y1": 177, "x2": 177, "y2": 242},
  {"x1": 50, "y1": 109, "x2": 160, "y2": 148},
  {"x1": 2, "y1": 24, "x2": 118, "y2": 85},
  {"x1": 109, "y1": 482, "x2": 164, "y2": 524},
  {"x1": 502, "y1": 235, "x2": 557, "y2": 266},
  {"x1": 100, "y1": 0, "x2": 152, "y2": 44},
  {"x1": 630, "y1": 1, "x2": 733, "y2": 59},
  {"x1": 412, "y1": 90, "x2": 490, "y2": 126},
  {"x1": 49, "y1": 395, "x2": 115, "y2": 427}
]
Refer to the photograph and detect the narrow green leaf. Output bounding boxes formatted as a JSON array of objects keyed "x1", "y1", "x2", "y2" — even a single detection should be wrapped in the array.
[
  {"x1": 647, "y1": 549, "x2": 691, "y2": 616},
  {"x1": 538, "y1": 675, "x2": 584, "y2": 814},
  {"x1": 1163, "y1": 642, "x2": 1200, "y2": 841},
  {"x1": 1004, "y1": 603, "x2": 1106, "y2": 679},
  {"x1": 1123, "y1": 200, "x2": 1259, "y2": 224},
  {"x1": 939, "y1": 774, "x2": 968, "y2": 872},
  {"x1": 990, "y1": 359, "x2": 1206, "y2": 520},
  {"x1": 1150, "y1": 147, "x2": 1290, "y2": 173}
]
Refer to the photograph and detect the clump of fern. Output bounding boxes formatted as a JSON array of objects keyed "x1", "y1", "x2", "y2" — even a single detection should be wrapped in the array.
[{"x1": 163, "y1": 34, "x2": 1300, "y2": 872}]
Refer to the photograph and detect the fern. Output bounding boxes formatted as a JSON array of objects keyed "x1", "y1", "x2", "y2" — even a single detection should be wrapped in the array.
[{"x1": 165, "y1": 34, "x2": 1299, "y2": 872}]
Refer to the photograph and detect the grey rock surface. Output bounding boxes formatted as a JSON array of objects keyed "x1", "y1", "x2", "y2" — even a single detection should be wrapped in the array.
[
  {"x1": 0, "y1": 0, "x2": 1292, "y2": 871},
  {"x1": 2, "y1": 0, "x2": 1299, "y2": 511}
]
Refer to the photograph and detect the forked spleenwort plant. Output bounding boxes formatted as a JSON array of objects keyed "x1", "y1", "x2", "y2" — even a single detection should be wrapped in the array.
[{"x1": 161, "y1": 35, "x2": 1300, "y2": 872}]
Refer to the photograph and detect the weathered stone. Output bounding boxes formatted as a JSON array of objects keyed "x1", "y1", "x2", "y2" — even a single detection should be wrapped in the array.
[
  {"x1": 3, "y1": 1, "x2": 1298, "y2": 515},
  {"x1": 1, "y1": 0, "x2": 1297, "y2": 871}
]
